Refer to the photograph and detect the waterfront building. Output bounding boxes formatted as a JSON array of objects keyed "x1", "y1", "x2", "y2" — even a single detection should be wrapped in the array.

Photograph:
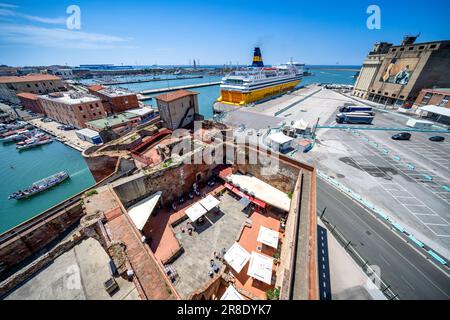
[
  {"x1": 88, "y1": 85, "x2": 140, "y2": 114},
  {"x1": 16, "y1": 92, "x2": 45, "y2": 114},
  {"x1": 0, "y1": 74, "x2": 65, "y2": 104},
  {"x1": 39, "y1": 91, "x2": 107, "y2": 129},
  {"x1": 155, "y1": 89, "x2": 199, "y2": 130},
  {"x1": 85, "y1": 112, "x2": 141, "y2": 141},
  {"x1": 353, "y1": 36, "x2": 450, "y2": 107},
  {"x1": 352, "y1": 42, "x2": 392, "y2": 99},
  {"x1": 413, "y1": 88, "x2": 450, "y2": 109},
  {"x1": 50, "y1": 68, "x2": 74, "y2": 79},
  {"x1": 125, "y1": 106, "x2": 157, "y2": 123}
]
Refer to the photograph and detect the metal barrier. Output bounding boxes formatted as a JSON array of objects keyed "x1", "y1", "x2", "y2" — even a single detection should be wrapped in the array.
[{"x1": 320, "y1": 216, "x2": 399, "y2": 300}]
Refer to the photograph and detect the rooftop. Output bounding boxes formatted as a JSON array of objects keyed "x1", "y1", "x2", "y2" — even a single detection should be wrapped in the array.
[
  {"x1": 154, "y1": 89, "x2": 198, "y2": 103},
  {"x1": 0, "y1": 74, "x2": 61, "y2": 84},
  {"x1": 16, "y1": 92, "x2": 39, "y2": 100},
  {"x1": 422, "y1": 88, "x2": 450, "y2": 94},
  {"x1": 97, "y1": 86, "x2": 137, "y2": 98},
  {"x1": 39, "y1": 91, "x2": 100, "y2": 105},
  {"x1": 86, "y1": 112, "x2": 139, "y2": 130}
]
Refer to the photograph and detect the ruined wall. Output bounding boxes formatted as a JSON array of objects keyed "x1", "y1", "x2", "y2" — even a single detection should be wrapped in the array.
[
  {"x1": 83, "y1": 154, "x2": 120, "y2": 182},
  {"x1": 113, "y1": 161, "x2": 216, "y2": 207},
  {"x1": 231, "y1": 145, "x2": 300, "y2": 193},
  {"x1": 0, "y1": 201, "x2": 84, "y2": 279}
]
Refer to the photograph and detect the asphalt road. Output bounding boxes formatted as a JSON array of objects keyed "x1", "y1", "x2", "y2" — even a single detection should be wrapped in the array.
[{"x1": 317, "y1": 178, "x2": 450, "y2": 300}]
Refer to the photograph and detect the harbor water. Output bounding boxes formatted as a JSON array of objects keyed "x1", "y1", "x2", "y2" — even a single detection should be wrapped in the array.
[
  {"x1": 0, "y1": 67, "x2": 357, "y2": 233},
  {"x1": 103, "y1": 67, "x2": 358, "y2": 119},
  {"x1": 0, "y1": 140, "x2": 95, "y2": 234}
]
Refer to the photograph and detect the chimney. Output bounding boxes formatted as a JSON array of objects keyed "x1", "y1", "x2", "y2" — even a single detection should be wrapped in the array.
[{"x1": 252, "y1": 47, "x2": 264, "y2": 67}]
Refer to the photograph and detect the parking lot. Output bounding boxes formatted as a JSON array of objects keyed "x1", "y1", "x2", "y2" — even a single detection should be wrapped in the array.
[{"x1": 292, "y1": 93, "x2": 450, "y2": 258}]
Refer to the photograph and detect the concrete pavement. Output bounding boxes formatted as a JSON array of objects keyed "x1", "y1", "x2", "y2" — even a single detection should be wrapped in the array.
[{"x1": 317, "y1": 178, "x2": 450, "y2": 300}]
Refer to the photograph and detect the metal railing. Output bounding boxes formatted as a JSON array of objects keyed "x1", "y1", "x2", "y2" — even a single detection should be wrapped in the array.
[{"x1": 320, "y1": 215, "x2": 399, "y2": 300}]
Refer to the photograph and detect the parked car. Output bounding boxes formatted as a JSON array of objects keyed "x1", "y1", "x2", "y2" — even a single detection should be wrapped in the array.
[
  {"x1": 391, "y1": 132, "x2": 411, "y2": 141},
  {"x1": 429, "y1": 136, "x2": 445, "y2": 142}
]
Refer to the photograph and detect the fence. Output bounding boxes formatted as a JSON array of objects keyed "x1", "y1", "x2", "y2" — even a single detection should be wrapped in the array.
[{"x1": 320, "y1": 215, "x2": 399, "y2": 300}]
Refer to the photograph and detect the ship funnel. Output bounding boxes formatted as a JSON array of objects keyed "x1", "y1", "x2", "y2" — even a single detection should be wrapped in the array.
[{"x1": 252, "y1": 47, "x2": 264, "y2": 67}]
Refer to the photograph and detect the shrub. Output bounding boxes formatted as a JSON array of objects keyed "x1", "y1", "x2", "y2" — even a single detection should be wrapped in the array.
[{"x1": 266, "y1": 287, "x2": 280, "y2": 300}]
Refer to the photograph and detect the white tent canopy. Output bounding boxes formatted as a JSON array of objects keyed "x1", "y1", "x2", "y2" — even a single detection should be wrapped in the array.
[
  {"x1": 127, "y1": 191, "x2": 161, "y2": 230},
  {"x1": 199, "y1": 194, "x2": 220, "y2": 212},
  {"x1": 185, "y1": 203, "x2": 207, "y2": 222},
  {"x1": 257, "y1": 226, "x2": 279, "y2": 249},
  {"x1": 228, "y1": 173, "x2": 291, "y2": 211},
  {"x1": 268, "y1": 132, "x2": 294, "y2": 144},
  {"x1": 220, "y1": 284, "x2": 244, "y2": 300},
  {"x1": 224, "y1": 242, "x2": 251, "y2": 273},
  {"x1": 247, "y1": 251, "x2": 274, "y2": 285}
]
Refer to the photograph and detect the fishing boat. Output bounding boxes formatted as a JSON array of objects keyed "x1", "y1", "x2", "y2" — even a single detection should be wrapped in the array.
[{"x1": 8, "y1": 171, "x2": 70, "y2": 200}]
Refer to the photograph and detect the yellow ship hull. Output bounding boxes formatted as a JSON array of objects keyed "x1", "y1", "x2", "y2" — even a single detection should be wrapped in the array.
[{"x1": 217, "y1": 79, "x2": 301, "y2": 106}]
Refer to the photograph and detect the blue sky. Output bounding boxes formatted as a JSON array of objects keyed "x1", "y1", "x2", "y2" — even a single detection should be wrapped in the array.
[{"x1": 0, "y1": 0, "x2": 449, "y2": 66}]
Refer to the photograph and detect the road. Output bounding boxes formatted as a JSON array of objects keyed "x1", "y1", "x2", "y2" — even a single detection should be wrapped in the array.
[{"x1": 317, "y1": 178, "x2": 450, "y2": 300}]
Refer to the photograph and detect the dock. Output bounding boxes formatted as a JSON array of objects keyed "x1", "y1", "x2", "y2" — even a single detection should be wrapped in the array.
[
  {"x1": 99, "y1": 75, "x2": 204, "y2": 86},
  {"x1": 139, "y1": 81, "x2": 221, "y2": 100}
]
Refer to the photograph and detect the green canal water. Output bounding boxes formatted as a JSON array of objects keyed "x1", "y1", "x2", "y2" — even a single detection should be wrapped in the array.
[
  {"x1": 0, "y1": 140, "x2": 95, "y2": 234},
  {"x1": 0, "y1": 67, "x2": 356, "y2": 233}
]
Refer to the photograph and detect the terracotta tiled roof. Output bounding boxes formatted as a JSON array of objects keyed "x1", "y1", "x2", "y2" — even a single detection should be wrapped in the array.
[
  {"x1": 16, "y1": 92, "x2": 39, "y2": 100},
  {"x1": 88, "y1": 84, "x2": 105, "y2": 92},
  {"x1": 154, "y1": 89, "x2": 198, "y2": 103},
  {"x1": 0, "y1": 74, "x2": 61, "y2": 84}
]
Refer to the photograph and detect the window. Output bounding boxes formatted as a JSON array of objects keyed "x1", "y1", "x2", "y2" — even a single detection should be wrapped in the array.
[
  {"x1": 439, "y1": 95, "x2": 449, "y2": 107},
  {"x1": 50, "y1": 82, "x2": 53, "y2": 85},
  {"x1": 399, "y1": 48, "x2": 405, "y2": 51},
  {"x1": 391, "y1": 48, "x2": 397, "y2": 52},
  {"x1": 90, "y1": 104, "x2": 93, "y2": 109},
  {"x1": 93, "y1": 112, "x2": 96, "y2": 116},
  {"x1": 79, "y1": 106, "x2": 83, "y2": 111},
  {"x1": 429, "y1": 44, "x2": 437, "y2": 49},
  {"x1": 408, "y1": 47, "x2": 414, "y2": 51},
  {"x1": 422, "y1": 93, "x2": 432, "y2": 104},
  {"x1": 27, "y1": 84, "x2": 31, "y2": 88},
  {"x1": 83, "y1": 115, "x2": 86, "y2": 119},
  {"x1": 35, "y1": 83, "x2": 39, "y2": 87},
  {"x1": 419, "y1": 46, "x2": 425, "y2": 50}
]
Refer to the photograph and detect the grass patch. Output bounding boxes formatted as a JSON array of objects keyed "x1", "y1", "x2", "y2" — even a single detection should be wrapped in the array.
[{"x1": 85, "y1": 189, "x2": 98, "y2": 197}]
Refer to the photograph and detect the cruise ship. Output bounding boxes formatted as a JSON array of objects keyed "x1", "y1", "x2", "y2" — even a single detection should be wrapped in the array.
[{"x1": 216, "y1": 47, "x2": 303, "y2": 106}]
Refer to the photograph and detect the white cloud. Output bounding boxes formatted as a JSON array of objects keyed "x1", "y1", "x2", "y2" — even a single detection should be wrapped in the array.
[
  {"x1": 0, "y1": 3, "x2": 18, "y2": 9},
  {"x1": 0, "y1": 7, "x2": 66, "y2": 25},
  {"x1": 0, "y1": 23, "x2": 135, "y2": 49}
]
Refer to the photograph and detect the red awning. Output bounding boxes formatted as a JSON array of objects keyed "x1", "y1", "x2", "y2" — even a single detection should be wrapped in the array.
[{"x1": 224, "y1": 182, "x2": 267, "y2": 208}]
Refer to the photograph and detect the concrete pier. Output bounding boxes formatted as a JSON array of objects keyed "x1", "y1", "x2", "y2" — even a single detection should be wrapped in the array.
[
  {"x1": 139, "y1": 81, "x2": 221, "y2": 99},
  {"x1": 100, "y1": 75, "x2": 204, "y2": 86}
]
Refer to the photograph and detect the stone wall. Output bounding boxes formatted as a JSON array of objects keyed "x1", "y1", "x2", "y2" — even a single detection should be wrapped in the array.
[
  {"x1": 113, "y1": 161, "x2": 216, "y2": 208},
  {"x1": 83, "y1": 154, "x2": 120, "y2": 182},
  {"x1": 0, "y1": 201, "x2": 84, "y2": 280}
]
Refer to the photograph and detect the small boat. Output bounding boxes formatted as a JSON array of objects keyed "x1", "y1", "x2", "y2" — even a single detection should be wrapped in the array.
[
  {"x1": 16, "y1": 135, "x2": 52, "y2": 150},
  {"x1": 8, "y1": 171, "x2": 70, "y2": 200}
]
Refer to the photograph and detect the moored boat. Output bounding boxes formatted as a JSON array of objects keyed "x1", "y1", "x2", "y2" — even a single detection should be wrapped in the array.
[
  {"x1": 8, "y1": 171, "x2": 70, "y2": 200},
  {"x1": 16, "y1": 135, "x2": 52, "y2": 150},
  {"x1": 216, "y1": 47, "x2": 303, "y2": 107}
]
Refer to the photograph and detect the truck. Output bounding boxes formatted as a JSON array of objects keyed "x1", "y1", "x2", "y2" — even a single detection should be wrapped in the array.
[
  {"x1": 339, "y1": 105, "x2": 373, "y2": 114},
  {"x1": 336, "y1": 112, "x2": 374, "y2": 124},
  {"x1": 406, "y1": 119, "x2": 433, "y2": 129}
]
